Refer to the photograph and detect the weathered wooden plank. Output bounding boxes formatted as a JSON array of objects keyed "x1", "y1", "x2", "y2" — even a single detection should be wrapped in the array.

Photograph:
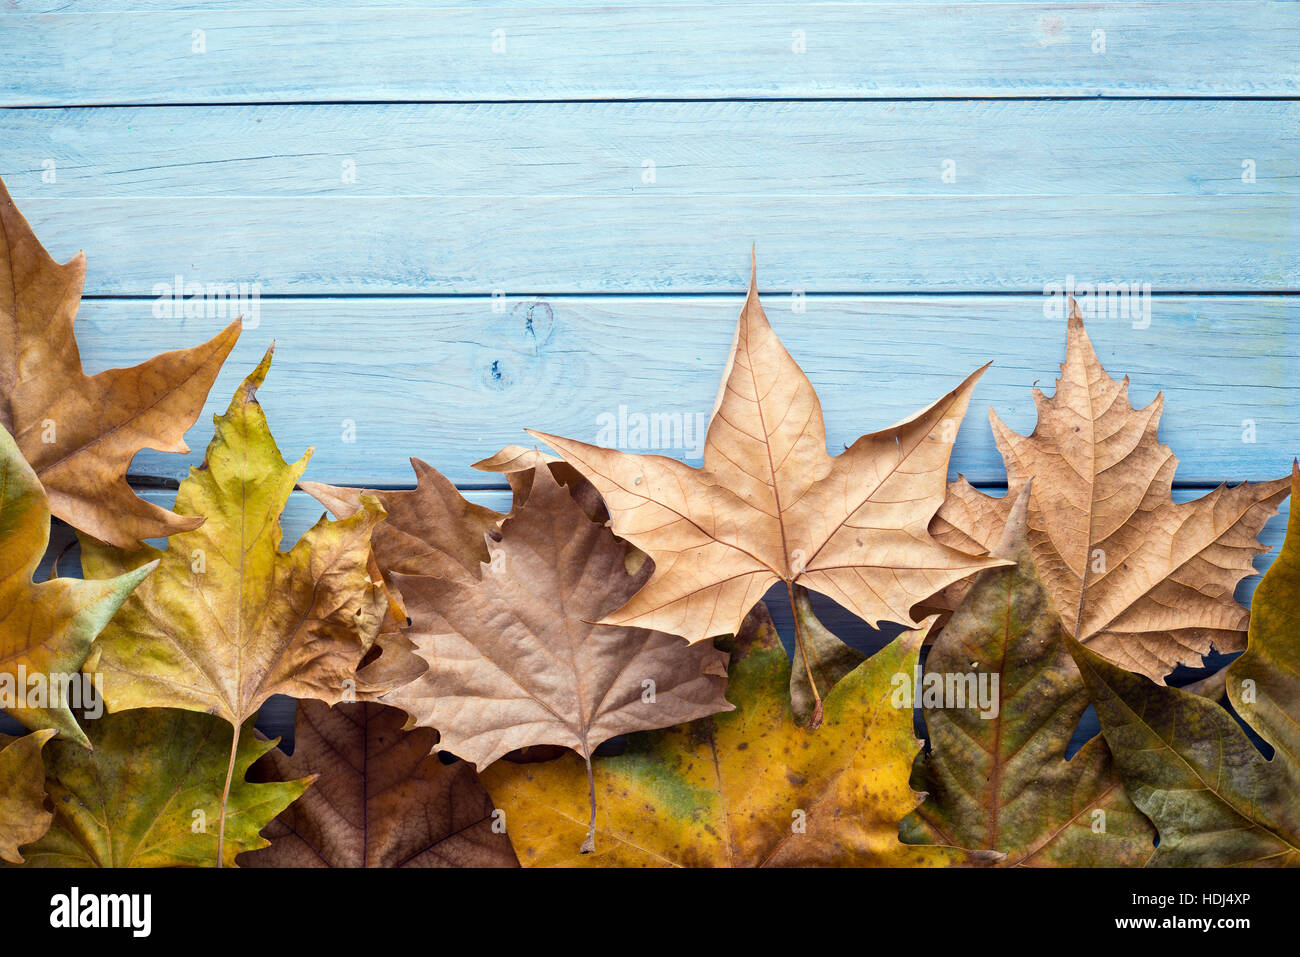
[
  {"x1": 57, "y1": 295, "x2": 1298, "y2": 487},
  {"x1": 6, "y1": 0, "x2": 1236, "y2": 10},
  {"x1": 4, "y1": 100, "x2": 1295, "y2": 197},
  {"x1": 8, "y1": 194, "x2": 1293, "y2": 294},
  {"x1": 3, "y1": 4, "x2": 1296, "y2": 104}
]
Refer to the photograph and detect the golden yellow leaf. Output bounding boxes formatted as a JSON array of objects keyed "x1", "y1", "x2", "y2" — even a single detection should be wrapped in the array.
[
  {"x1": 79, "y1": 347, "x2": 384, "y2": 863},
  {"x1": 482, "y1": 604, "x2": 984, "y2": 867}
]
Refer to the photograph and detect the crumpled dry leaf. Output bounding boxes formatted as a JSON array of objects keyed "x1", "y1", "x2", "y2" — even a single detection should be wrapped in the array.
[
  {"x1": 10, "y1": 709, "x2": 309, "y2": 868},
  {"x1": 529, "y1": 257, "x2": 1005, "y2": 721},
  {"x1": 79, "y1": 347, "x2": 385, "y2": 862},
  {"x1": 902, "y1": 485, "x2": 1156, "y2": 865},
  {"x1": 1073, "y1": 463, "x2": 1300, "y2": 866},
  {"x1": 384, "y1": 466, "x2": 733, "y2": 852},
  {"x1": 238, "y1": 700, "x2": 518, "y2": 868},
  {"x1": 0, "y1": 729, "x2": 56, "y2": 864},
  {"x1": 482, "y1": 603, "x2": 991, "y2": 867},
  {"x1": 0, "y1": 423, "x2": 155, "y2": 744},
  {"x1": 294, "y1": 485, "x2": 423, "y2": 701},
  {"x1": 0, "y1": 176, "x2": 239, "y2": 549},
  {"x1": 932, "y1": 302, "x2": 1289, "y2": 682}
]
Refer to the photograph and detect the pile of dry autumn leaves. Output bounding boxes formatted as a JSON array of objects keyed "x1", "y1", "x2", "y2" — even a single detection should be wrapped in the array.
[{"x1": 1, "y1": 176, "x2": 1297, "y2": 869}]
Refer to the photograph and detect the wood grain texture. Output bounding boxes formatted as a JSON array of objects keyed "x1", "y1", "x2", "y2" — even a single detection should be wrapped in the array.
[
  {"x1": 4, "y1": 101, "x2": 1296, "y2": 196},
  {"x1": 7, "y1": 194, "x2": 1293, "y2": 294},
  {"x1": 52, "y1": 295, "x2": 1296, "y2": 487},
  {"x1": 6, "y1": 0, "x2": 1240, "y2": 9},
  {"x1": 3, "y1": 4, "x2": 1297, "y2": 105}
]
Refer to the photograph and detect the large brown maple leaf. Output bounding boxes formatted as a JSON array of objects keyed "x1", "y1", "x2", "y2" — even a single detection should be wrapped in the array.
[
  {"x1": 384, "y1": 466, "x2": 733, "y2": 853},
  {"x1": 0, "y1": 177, "x2": 238, "y2": 548},
  {"x1": 529, "y1": 257, "x2": 1005, "y2": 720},
  {"x1": 931, "y1": 302, "x2": 1290, "y2": 682}
]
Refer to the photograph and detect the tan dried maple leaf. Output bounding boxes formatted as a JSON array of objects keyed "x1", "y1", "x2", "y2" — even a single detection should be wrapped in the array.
[
  {"x1": 529, "y1": 257, "x2": 1005, "y2": 721},
  {"x1": 0, "y1": 176, "x2": 239, "y2": 548},
  {"x1": 384, "y1": 466, "x2": 733, "y2": 853},
  {"x1": 931, "y1": 302, "x2": 1290, "y2": 682},
  {"x1": 0, "y1": 729, "x2": 56, "y2": 864}
]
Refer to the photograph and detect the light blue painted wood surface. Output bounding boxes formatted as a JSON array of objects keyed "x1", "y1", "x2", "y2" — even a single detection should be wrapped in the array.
[
  {"x1": 9, "y1": 0, "x2": 1263, "y2": 9},
  {"x1": 4, "y1": 101, "x2": 1296, "y2": 196},
  {"x1": 66, "y1": 295, "x2": 1298, "y2": 487},
  {"x1": 2, "y1": 0, "x2": 1295, "y2": 594},
  {"x1": 9, "y1": 194, "x2": 1294, "y2": 293},
  {"x1": 3, "y1": 3, "x2": 1298, "y2": 104}
]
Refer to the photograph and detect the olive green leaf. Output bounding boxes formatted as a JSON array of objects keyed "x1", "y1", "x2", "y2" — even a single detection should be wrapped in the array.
[
  {"x1": 903, "y1": 486, "x2": 1155, "y2": 865},
  {"x1": 13, "y1": 709, "x2": 309, "y2": 868},
  {"x1": 1228, "y1": 462, "x2": 1300, "y2": 781},
  {"x1": 1070, "y1": 637, "x2": 1300, "y2": 866},
  {"x1": 0, "y1": 424, "x2": 155, "y2": 744}
]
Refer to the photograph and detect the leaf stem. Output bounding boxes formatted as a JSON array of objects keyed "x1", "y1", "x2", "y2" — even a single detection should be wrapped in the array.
[
  {"x1": 216, "y1": 720, "x2": 240, "y2": 867},
  {"x1": 787, "y1": 580, "x2": 823, "y2": 728},
  {"x1": 580, "y1": 748, "x2": 597, "y2": 854}
]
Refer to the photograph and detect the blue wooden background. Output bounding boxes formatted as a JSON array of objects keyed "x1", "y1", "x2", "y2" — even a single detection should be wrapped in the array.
[{"x1": 1, "y1": 3, "x2": 1296, "y2": 739}]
